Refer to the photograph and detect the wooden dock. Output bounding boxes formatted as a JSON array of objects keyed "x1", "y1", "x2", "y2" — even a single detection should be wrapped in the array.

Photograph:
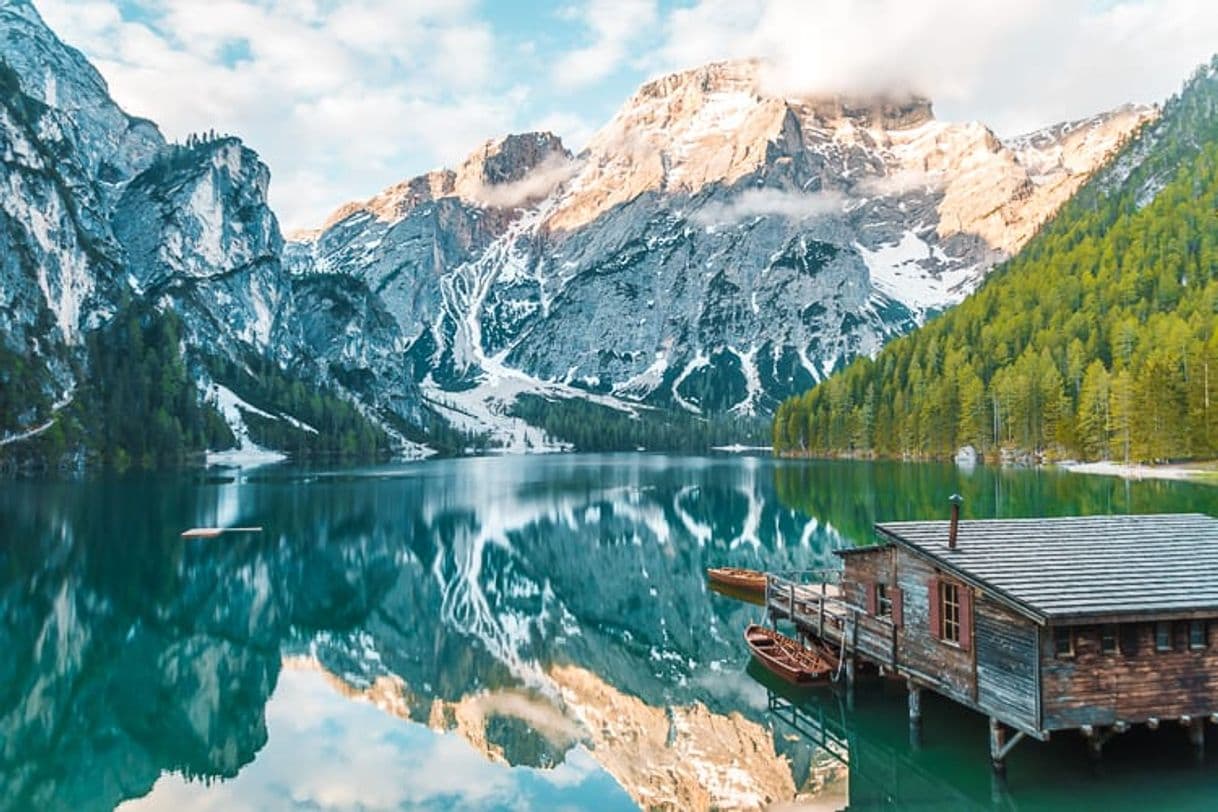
[{"x1": 765, "y1": 571, "x2": 897, "y2": 675}]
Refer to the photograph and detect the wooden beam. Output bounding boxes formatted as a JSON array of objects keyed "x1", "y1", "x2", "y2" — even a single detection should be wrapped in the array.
[{"x1": 996, "y1": 730, "x2": 1026, "y2": 761}]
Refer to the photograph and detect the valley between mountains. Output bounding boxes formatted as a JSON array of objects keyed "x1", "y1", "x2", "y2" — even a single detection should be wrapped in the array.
[{"x1": 0, "y1": 0, "x2": 1173, "y2": 466}]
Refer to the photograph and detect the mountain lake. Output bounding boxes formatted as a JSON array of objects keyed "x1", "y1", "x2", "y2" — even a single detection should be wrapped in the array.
[{"x1": 3, "y1": 453, "x2": 1218, "y2": 811}]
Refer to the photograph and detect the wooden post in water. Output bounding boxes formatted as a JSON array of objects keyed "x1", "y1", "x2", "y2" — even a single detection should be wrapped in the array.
[
  {"x1": 989, "y1": 717, "x2": 1007, "y2": 777},
  {"x1": 907, "y1": 681, "x2": 922, "y2": 748},
  {"x1": 844, "y1": 613, "x2": 858, "y2": 708},
  {"x1": 790, "y1": 581, "x2": 797, "y2": 622},
  {"x1": 1188, "y1": 717, "x2": 1206, "y2": 762}
]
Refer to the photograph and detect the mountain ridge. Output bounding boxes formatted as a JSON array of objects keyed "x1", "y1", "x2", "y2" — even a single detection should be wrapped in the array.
[{"x1": 286, "y1": 58, "x2": 1151, "y2": 444}]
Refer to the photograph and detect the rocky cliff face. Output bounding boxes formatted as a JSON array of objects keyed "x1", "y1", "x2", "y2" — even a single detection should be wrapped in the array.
[
  {"x1": 291, "y1": 60, "x2": 1153, "y2": 435},
  {"x1": 0, "y1": 0, "x2": 418, "y2": 456}
]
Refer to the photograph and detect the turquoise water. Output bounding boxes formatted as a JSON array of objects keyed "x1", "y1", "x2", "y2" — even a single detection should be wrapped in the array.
[{"x1": 2, "y1": 455, "x2": 1217, "y2": 810}]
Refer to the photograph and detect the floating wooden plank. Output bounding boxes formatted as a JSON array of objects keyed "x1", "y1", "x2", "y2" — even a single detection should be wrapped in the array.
[{"x1": 181, "y1": 526, "x2": 263, "y2": 539}]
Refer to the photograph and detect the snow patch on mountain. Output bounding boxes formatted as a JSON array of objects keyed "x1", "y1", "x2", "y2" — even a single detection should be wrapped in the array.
[
  {"x1": 204, "y1": 383, "x2": 287, "y2": 466},
  {"x1": 854, "y1": 232, "x2": 980, "y2": 313}
]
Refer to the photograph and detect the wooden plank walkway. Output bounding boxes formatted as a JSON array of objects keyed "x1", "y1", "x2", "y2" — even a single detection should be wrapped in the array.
[{"x1": 765, "y1": 571, "x2": 898, "y2": 671}]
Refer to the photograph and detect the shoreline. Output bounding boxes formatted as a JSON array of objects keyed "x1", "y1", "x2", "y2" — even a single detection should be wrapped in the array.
[{"x1": 1058, "y1": 460, "x2": 1216, "y2": 482}]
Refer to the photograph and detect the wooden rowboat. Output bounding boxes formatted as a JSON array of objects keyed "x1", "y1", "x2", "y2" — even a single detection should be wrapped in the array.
[
  {"x1": 744, "y1": 624, "x2": 834, "y2": 684},
  {"x1": 707, "y1": 567, "x2": 767, "y2": 594}
]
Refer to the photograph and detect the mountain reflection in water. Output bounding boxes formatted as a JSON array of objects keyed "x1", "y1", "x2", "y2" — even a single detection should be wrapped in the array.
[{"x1": 3, "y1": 455, "x2": 1218, "y2": 811}]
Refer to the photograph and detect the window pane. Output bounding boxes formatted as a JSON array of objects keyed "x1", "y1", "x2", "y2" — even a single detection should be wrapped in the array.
[
  {"x1": 1189, "y1": 620, "x2": 1206, "y2": 649},
  {"x1": 1101, "y1": 626, "x2": 1118, "y2": 654},
  {"x1": 941, "y1": 582, "x2": 959, "y2": 643},
  {"x1": 1054, "y1": 627, "x2": 1072, "y2": 656},
  {"x1": 1155, "y1": 622, "x2": 1172, "y2": 651}
]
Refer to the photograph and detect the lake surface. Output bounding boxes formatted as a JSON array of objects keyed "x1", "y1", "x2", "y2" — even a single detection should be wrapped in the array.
[{"x1": 3, "y1": 454, "x2": 1218, "y2": 811}]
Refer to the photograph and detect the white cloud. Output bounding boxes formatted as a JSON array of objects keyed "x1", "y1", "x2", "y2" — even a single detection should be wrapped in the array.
[
  {"x1": 855, "y1": 169, "x2": 944, "y2": 197},
  {"x1": 691, "y1": 188, "x2": 845, "y2": 226},
  {"x1": 655, "y1": 0, "x2": 1218, "y2": 135},
  {"x1": 554, "y1": 0, "x2": 658, "y2": 88},
  {"x1": 465, "y1": 153, "x2": 582, "y2": 209}
]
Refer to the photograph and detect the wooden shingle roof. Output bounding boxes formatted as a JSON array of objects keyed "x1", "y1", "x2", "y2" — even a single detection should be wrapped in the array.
[{"x1": 874, "y1": 513, "x2": 1218, "y2": 622}]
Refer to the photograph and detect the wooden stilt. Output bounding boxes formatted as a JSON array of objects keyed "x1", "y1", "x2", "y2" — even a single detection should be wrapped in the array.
[
  {"x1": 1084, "y1": 726, "x2": 1106, "y2": 763},
  {"x1": 908, "y1": 681, "x2": 922, "y2": 748},
  {"x1": 989, "y1": 717, "x2": 1008, "y2": 776},
  {"x1": 1189, "y1": 718, "x2": 1206, "y2": 762}
]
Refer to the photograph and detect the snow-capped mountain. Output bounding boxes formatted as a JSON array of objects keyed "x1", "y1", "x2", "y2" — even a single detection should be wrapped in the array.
[
  {"x1": 0, "y1": 1, "x2": 1152, "y2": 456},
  {"x1": 291, "y1": 60, "x2": 1152, "y2": 428}
]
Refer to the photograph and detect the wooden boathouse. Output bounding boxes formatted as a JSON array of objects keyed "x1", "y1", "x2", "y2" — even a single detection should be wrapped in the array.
[{"x1": 765, "y1": 505, "x2": 1218, "y2": 773}]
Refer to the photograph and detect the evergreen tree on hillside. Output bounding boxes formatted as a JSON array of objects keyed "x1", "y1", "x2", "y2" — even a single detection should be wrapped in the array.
[{"x1": 775, "y1": 57, "x2": 1218, "y2": 464}]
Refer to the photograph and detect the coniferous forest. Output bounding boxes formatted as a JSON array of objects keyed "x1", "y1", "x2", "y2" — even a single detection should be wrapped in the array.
[
  {"x1": 2, "y1": 306, "x2": 392, "y2": 469},
  {"x1": 774, "y1": 58, "x2": 1218, "y2": 464}
]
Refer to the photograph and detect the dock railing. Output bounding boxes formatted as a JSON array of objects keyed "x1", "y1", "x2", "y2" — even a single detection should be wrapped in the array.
[{"x1": 766, "y1": 569, "x2": 898, "y2": 669}]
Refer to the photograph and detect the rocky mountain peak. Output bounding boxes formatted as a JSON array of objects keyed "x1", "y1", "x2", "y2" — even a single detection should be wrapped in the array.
[
  {"x1": 455, "y1": 131, "x2": 570, "y2": 189},
  {"x1": 305, "y1": 131, "x2": 573, "y2": 238},
  {"x1": 544, "y1": 59, "x2": 941, "y2": 231},
  {"x1": 0, "y1": 0, "x2": 163, "y2": 186},
  {"x1": 794, "y1": 94, "x2": 934, "y2": 130},
  {"x1": 452, "y1": 131, "x2": 574, "y2": 209}
]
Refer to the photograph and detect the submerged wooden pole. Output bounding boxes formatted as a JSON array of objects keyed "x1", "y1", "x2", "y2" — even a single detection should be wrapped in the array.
[
  {"x1": 989, "y1": 717, "x2": 1007, "y2": 776},
  {"x1": 1188, "y1": 718, "x2": 1206, "y2": 762},
  {"x1": 908, "y1": 681, "x2": 922, "y2": 748}
]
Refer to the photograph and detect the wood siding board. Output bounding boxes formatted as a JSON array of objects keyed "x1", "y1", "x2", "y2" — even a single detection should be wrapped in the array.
[
  {"x1": 975, "y1": 594, "x2": 1039, "y2": 731},
  {"x1": 892, "y1": 549, "x2": 977, "y2": 703},
  {"x1": 1039, "y1": 622, "x2": 1218, "y2": 730}
]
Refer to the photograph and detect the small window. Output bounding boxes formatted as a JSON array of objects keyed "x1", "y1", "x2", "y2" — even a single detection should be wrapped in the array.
[
  {"x1": 1189, "y1": 620, "x2": 1207, "y2": 651},
  {"x1": 1155, "y1": 621, "x2": 1172, "y2": 652},
  {"x1": 940, "y1": 581, "x2": 961, "y2": 644},
  {"x1": 876, "y1": 583, "x2": 891, "y2": 617},
  {"x1": 1054, "y1": 626, "x2": 1074, "y2": 658},
  {"x1": 1101, "y1": 625, "x2": 1118, "y2": 655}
]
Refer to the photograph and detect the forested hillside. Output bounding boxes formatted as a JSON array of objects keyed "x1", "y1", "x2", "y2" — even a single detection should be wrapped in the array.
[
  {"x1": 1, "y1": 306, "x2": 393, "y2": 470},
  {"x1": 774, "y1": 57, "x2": 1218, "y2": 463}
]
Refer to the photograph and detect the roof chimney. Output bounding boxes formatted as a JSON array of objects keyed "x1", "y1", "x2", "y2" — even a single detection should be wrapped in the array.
[{"x1": 948, "y1": 494, "x2": 963, "y2": 550}]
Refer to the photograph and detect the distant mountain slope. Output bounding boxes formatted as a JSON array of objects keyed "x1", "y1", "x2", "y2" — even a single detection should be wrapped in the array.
[
  {"x1": 290, "y1": 60, "x2": 1150, "y2": 442},
  {"x1": 0, "y1": 0, "x2": 396, "y2": 467},
  {"x1": 774, "y1": 57, "x2": 1218, "y2": 463}
]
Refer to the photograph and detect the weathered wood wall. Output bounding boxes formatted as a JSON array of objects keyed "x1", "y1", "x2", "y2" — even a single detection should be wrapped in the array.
[
  {"x1": 892, "y1": 547, "x2": 976, "y2": 704},
  {"x1": 839, "y1": 548, "x2": 892, "y2": 609},
  {"x1": 1041, "y1": 621, "x2": 1218, "y2": 729},
  {"x1": 842, "y1": 547, "x2": 978, "y2": 705},
  {"x1": 974, "y1": 594, "x2": 1039, "y2": 733}
]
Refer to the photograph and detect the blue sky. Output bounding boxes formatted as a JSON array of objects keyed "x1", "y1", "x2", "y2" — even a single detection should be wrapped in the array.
[{"x1": 36, "y1": 1, "x2": 1218, "y2": 230}]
